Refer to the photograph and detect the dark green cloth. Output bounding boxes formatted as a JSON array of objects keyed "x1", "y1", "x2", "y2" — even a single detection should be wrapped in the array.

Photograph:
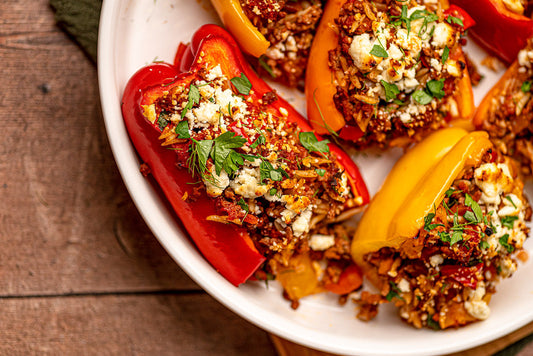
[
  {"x1": 50, "y1": 0, "x2": 102, "y2": 63},
  {"x1": 49, "y1": 1, "x2": 532, "y2": 355}
]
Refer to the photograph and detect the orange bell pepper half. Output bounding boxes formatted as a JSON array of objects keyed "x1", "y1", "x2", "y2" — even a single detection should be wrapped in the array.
[{"x1": 305, "y1": 0, "x2": 475, "y2": 144}]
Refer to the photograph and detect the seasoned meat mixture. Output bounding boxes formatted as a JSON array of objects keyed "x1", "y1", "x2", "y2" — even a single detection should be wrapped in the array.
[
  {"x1": 478, "y1": 39, "x2": 533, "y2": 177},
  {"x1": 355, "y1": 149, "x2": 531, "y2": 329},
  {"x1": 142, "y1": 61, "x2": 365, "y2": 303},
  {"x1": 330, "y1": 0, "x2": 469, "y2": 148},
  {"x1": 240, "y1": 0, "x2": 323, "y2": 88}
]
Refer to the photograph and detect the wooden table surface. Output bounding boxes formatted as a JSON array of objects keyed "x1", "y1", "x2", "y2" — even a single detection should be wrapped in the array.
[{"x1": 2, "y1": 0, "x2": 532, "y2": 355}]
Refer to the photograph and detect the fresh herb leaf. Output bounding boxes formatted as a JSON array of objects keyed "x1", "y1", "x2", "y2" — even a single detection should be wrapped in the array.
[
  {"x1": 442, "y1": 46, "x2": 450, "y2": 65},
  {"x1": 427, "y1": 315, "x2": 441, "y2": 331},
  {"x1": 250, "y1": 134, "x2": 266, "y2": 149},
  {"x1": 258, "y1": 55, "x2": 276, "y2": 78},
  {"x1": 157, "y1": 113, "x2": 169, "y2": 130},
  {"x1": 450, "y1": 230, "x2": 463, "y2": 245},
  {"x1": 269, "y1": 188, "x2": 277, "y2": 196},
  {"x1": 464, "y1": 194, "x2": 483, "y2": 223},
  {"x1": 479, "y1": 240, "x2": 490, "y2": 249},
  {"x1": 505, "y1": 195, "x2": 517, "y2": 208},
  {"x1": 412, "y1": 89, "x2": 433, "y2": 105},
  {"x1": 445, "y1": 187, "x2": 455, "y2": 197},
  {"x1": 370, "y1": 44, "x2": 389, "y2": 58},
  {"x1": 237, "y1": 198, "x2": 249, "y2": 213},
  {"x1": 260, "y1": 160, "x2": 288, "y2": 183},
  {"x1": 446, "y1": 15, "x2": 464, "y2": 27},
  {"x1": 381, "y1": 80, "x2": 400, "y2": 101},
  {"x1": 230, "y1": 72, "x2": 252, "y2": 95},
  {"x1": 188, "y1": 139, "x2": 213, "y2": 177},
  {"x1": 386, "y1": 282, "x2": 404, "y2": 302},
  {"x1": 299, "y1": 132, "x2": 330, "y2": 154},
  {"x1": 181, "y1": 84, "x2": 200, "y2": 118},
  {"x1": 426, "y1": 79, "x2": 446, "y2": 99},
  {"x1": 211, "y1": 132, "x2": 247, "y2": 176},
  {"x1": 501, "y1": 215, "x2": 519, "y2": 229},
  {"x1": 521, "y1": 81, "x2": 532, "y2": 93},
  {"x1": 463, "y1": 210, "x2": 477, "y2": 223},
  {"x1": 499, "y1": 234, "x2": 515, "y2": 253},
  {"x1": 175, "y1": 120, "x2": 190, "y2": 139},
  {"x1": 315, "y1": 168, "x2": 326, "y2": 177}
]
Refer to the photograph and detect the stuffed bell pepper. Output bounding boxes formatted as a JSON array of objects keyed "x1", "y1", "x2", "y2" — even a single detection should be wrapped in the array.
[
  {"x1": 351, "y1": 128, "x2": 531, "y2": 329},
  {"x1": 474, "y1": 38, "x2": 533, "y2": 178},
  {"x1": 121, "y1": 25, "x2": 370, "y2": 303},
  {"x1": 450, "y1": 0, "x2": 533, "y2": 64},
  {"x1": 306, "y1": 0, "x2": 475, "y2": 148},
  {"x1": 210, "y1": 0, "x2": 324, "y2": 88}
]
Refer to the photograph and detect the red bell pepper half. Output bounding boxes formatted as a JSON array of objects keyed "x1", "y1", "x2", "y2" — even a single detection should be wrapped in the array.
[
  {"x1": 450, "y1": 0, "x2": 533, "y2": 64},
  {"x1": 121, "y1": 24, "x2": 369, "y2": 286}
]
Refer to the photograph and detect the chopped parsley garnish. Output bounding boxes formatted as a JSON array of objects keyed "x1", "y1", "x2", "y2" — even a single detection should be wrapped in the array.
[
  {"x1": 426, "y1": 79, "x2": 446, "y2": 99},
  {"x1": 427, "y1": 315, "x2": 441, "y2": 331},
  {"x1": 260, "y1": 159, "x2": 288, "y2": 184},
  {"x1": 505, "y1": 195, "x2": 517, "y2": 208},
  {"x1": 385, "y1": 282, "x2": 404, "y2": 302},
  {"x1": 315, "y1": 168, "x2": 326, "y2": 177},
  {"x1": 424, "y1": 212, "x2": 443, "y2": 232},
  {"x1": 410, "y1": 9, "x2": 439, "y2": 36},
  {"x1": 157, "y1": 112, "x2": 169, "y2": 130},
  {"x1": 269, "y1": 188, "x2": 278, "y2": 196},
  {"x1": 446, "y1": 15, "x2": 464, "y2": 27},
  {"x1": 237, "y1": 198, "x2": 249, "y2": 213},
  {"x1": 521, "y1": 81, "x2": 532, "y2": 93},
  {"x1": 250, "y1": 133, "x2": 266, "y2": 149},
  {"x1": 299, "y1": 132, "x2": 330, "y2": 154},
  {"x1": 479, "y1": 240, "x2": 490, "y2": 249},
  {"x1": 381, "y1": 80, "x2": 400, "y2": 101},
  {"x1": 412, "y1": 89, "x2": 433, "y2": 105},
  {"x1": 181, "y1": 84, "x2": 200, "y2": 118},
  {"x1": 499, "y1": 234, "x2": 515, "y2": 253},
  {"x1": 258, "y1": 55, "x2": 276, "y2": 78},
  {"x1": 464, "y1": 194, "x2": 484, "y2": 223},
  {"x1": 230, "y1": 72, "x2": 252, "y2": 95},
  {"x1": 501, "y1": 215, "x2": 518, "y2": 229},
  {"x1": 442, "y1": 46, "x2": 450, "y2": 64},
  {"x1": 370, "y1": 44, "x2": 388, "y2": 58},
  {"x1": 175, "y1": 120, "x2": 190, "y2": 139},
  {"x1": 187, "y1": 132, "x2": 257, "y2": 179}
]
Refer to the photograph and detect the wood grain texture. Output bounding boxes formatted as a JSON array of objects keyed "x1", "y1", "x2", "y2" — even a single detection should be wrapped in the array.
[
  {"x1": 0, "y1": 294, "x2": 275, "y2": 355},
  {"x1": 0, "y1": 0, "x2": 199, "y2": 296}
]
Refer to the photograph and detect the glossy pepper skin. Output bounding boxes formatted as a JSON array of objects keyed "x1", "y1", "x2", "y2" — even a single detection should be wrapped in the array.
[
  {"x1": 351, "y1": 128, "x2": 492, "y2": 287},
  {"x1": 305, "y1": 0, "x2": 476, "y2": 140},
  {"x1": 450, "y1": 0, "x2": 533, "y2": 64},
  {"x1": 121, "y1": 24, "x2": 370, "y2": 286},
  {"x1": 210, "y1": 0, "x2": 270, "y2": 57}
]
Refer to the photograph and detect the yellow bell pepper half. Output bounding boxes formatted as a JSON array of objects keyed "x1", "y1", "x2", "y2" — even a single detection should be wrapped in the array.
[{"x1": 351, "y1": 128, "x2": 493, "y2": 285}]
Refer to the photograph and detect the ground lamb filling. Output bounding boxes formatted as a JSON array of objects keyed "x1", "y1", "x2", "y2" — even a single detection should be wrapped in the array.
[
  {"x1": 479, "y1": 39, "x2": 533, "y2": 177},
  {"x1": 240, "y1": 0, "x2": 323, "y2": 88},
  {"x1": 356, "y1": 150, "x2": 531, "y2": 329},
  {"x1": 142, "y1": 61, "x2": 364, "y2": 303},
  {"x1": 330, "y1": 0, "x2": 467, "y2": 148}
]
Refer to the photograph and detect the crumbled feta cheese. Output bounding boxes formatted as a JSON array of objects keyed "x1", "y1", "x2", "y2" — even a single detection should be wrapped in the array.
[
  {"x1": 292, "y1": 208, "x2": 313, "y2": 237},
  {"x1": 499, "y1": 258, "x2": 517, "y2": 278},
  {"x1": 464, "y1": 282, "x2": 490, "y2": 320},
  {"x1": 309, "y1": 234, "x2": 336, "y2": 251},
  {"x1": 203, "y1": 166, "x2": 230, "y2": 197},
  {"x1": 397, "y1": 278, "x2": 411, "y2": 293},
  {"x1": 230, "y1": 167, "x2": 269, "y2": 198},
  {"x1": 431, "y1": 23, "x2": 454, "y2": 48},
  {"x1": 205, "y1": 65, "x2": 223, "y2": 81},
  {"x1": 518, "y1": 48, "x2": 533, "y2": 68},
  {"x1": 349, "y1": 33, "x2": 382, "y2": 72},
  {"x1": 474, "y1": 163, "x2": 514, "y2": 205},
  {"x1": 429, "y1": 254, "x2": 444, "y2": 268},
  {"x1": 445, "y1": 59, "x2": 462, "y2": 77}
]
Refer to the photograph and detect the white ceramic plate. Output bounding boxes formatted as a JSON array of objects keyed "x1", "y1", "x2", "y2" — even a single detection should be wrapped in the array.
[{"x1": 97, "y1": 1, "x2": 533, "y2": 355}]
